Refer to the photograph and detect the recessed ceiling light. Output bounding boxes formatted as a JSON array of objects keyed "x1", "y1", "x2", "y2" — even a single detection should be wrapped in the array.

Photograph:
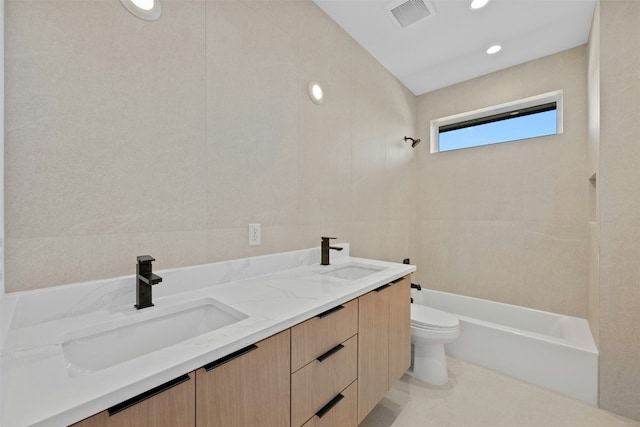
[
  {"x1": 470, "y1": 0, "x2": 489, "y2": 10},
  {"x1": 308, "y1": 81, "x2": 324, "y2": 104},
  {"x1": 132, "y1": 0, "x2": 154, "y2": 10},
  {"x1": 486, "y1": 45, "x2": 502, "y2": 55},
  {"x1": 120, "y1": 0, "x2": 161, "y2": 21}
]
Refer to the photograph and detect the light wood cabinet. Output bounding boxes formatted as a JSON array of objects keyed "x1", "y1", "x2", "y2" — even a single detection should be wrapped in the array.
[
  {"x1": 70, "y1": 273, "x2": 410, "y2": 427},
  {"x1": 195, "y1": 330, "x2": 290, "y2": 427},
  {"x1": 357, "y1": 275, "x2": 411, "y2": 424},
  {"x1": 387, "y1": 275, "x2": 411, "y2": 385},
  {"x1": 291, "y1": 299, "x2": 359, "y2": 427},
  {"x1": 291, "y1": 335, "x2": 358, "y2": 427},
  {"x1": 301, "y1": 380, "x2": 358, "y2": 427},
  {"x1": 291, "y1": 299, "x2": 358, "y2": 373},
  {"x1": 70, "y1": 372, "x2": 195, "y2": 427},
  {"x1": 357, "y1": 284, "x2": 390, "y2": 423}
]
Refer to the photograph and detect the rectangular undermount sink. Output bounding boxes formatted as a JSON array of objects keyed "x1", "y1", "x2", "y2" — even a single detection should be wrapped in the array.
[
  {"x1": 61, "y1": 298, "x2": 247, "y2": 377},
  {"x1": 320, "y1": 263, "x2": 384, "y2": 281}
]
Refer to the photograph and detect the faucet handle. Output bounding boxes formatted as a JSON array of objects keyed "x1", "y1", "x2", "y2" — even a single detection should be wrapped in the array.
[
  {"x1": 137, "y1": 255, "x2": 156, "y2": 264},
  {"x1": 321, "y1": 237, "x2": 337, "y2": 241}
]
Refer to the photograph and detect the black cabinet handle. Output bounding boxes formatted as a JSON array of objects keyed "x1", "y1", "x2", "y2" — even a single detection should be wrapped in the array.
[
  {"x1": 316, "y1": 393, "x2": 345, "y2": 418},
  {"x1": 317, "y1": 305, "x2": 345, "y2": 319},
  {"x1": 374, "y1": 283, "x2": 391, "y2": 292},
  {"x1": 316, "y1": 343, "x2": 344, "y2": 363},
  {"x1": 203, "y1": 344, "x2": 258, "y2": 371},
  {"x1": 390, "y1": 276, "x2": 405, "y2": 284},
  {"x1": 108, "y1": 374, "x2": 191, "y2": 416}
]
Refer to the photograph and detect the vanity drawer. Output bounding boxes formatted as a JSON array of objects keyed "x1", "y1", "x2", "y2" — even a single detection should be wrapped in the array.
[
  {"x1": 301, "y1": 380, "x2": 357, "y2": 427},
  {"x1": 291, "y1": 335, "x2": 357, "y2": 427},
  {"x1": 291, "y1": 299, "x2": 358, "y2": 372}
]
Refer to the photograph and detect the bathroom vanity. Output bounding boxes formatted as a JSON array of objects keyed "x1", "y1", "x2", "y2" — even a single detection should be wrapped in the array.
[{"x1": 0, "y1": 245, "x2": 414, "y2": 426}]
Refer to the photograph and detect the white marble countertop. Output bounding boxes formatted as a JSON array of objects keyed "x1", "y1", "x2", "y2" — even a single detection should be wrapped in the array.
[{"x1": 0, "y1": 245, "x2": 415, "y2": 426}]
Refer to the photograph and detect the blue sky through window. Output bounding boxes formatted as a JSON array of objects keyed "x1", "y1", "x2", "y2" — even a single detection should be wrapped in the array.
[{"x1": 439, "y1": 109, "x2": 557, "y2": 152}]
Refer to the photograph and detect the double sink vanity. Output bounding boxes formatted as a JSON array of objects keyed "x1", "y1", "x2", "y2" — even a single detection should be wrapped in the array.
[{"x1": 0, "y1": 244, "x2": 415, "y2": 426}]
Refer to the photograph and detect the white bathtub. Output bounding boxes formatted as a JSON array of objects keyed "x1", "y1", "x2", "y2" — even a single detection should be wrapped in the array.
[{"x1": 412, "y1": 289, "x2": 598, "y2": 404}]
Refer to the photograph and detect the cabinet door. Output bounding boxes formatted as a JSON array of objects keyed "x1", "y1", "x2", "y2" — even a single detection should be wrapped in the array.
[
  {"x1": 388, "y1": 276, "x2": 411, "y2": 385},
  {"x1": 196, "y1": 330, "x2": 290, "y2": 427},
  {"x1": 357, "y1": 285, "x2": 390, "y2": 424},
  {"x1": 70, "y1": 373, "x2": 195, "y2": 427}
]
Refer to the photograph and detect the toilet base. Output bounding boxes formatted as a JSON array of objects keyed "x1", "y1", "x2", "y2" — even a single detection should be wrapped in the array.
[{"x1": 409, "y1": 342, "x2": 449, "y2": 386}]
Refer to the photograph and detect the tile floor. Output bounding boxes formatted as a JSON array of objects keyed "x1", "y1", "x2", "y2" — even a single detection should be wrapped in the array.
[{"x1": 360, "y1": 357, "x2": 640, "y2": 427}]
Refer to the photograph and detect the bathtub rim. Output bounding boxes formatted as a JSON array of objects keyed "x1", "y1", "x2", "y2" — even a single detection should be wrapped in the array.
[{"x1": 413, "y1": 288, "x2": 598, "y2": 355}]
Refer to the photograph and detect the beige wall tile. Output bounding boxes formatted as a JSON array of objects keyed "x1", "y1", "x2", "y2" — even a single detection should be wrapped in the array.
[
  {"x1": 416, "y1": 137, "x2": 526, "y2": 222},
  {"x1": 5, "y1": 0, "x2": 208, "y2": 239},
  {"x1": 521, "y1": 45, "x2": 587, "y2": 98},
  {"x1": 520, "y1": 134, "x2": 587, "y2": 223},
  {"x1": 6, "y1": 231, "x2": 208, "y2": 292},
  {"x1": 413, "y1": 220, "x2": 469, "y2": 291},
  {"x1": 522, "y1": 221, "x2": 588, "y2": 317},
  {"x1": 599, "y1": 101, "x2": 640, "y2": 226},
  {"x1": 297, "y1": 94, "x2": 353, "y2": 225},
  {"x1": 205, "y1": 225, "x2": 300, "y2": 264},
  {"x1": 459, "y1": 221, "x2": 525, "y2": 305},
  {"x1": 414, "y1": 220, "x2": 527, "y2": 307},
  {"x1": 415, "y1": 46, "x2": 589, "y2": 317},
  {"x1": 588, "y1": 221, "x2": 599, "y2": 345},
  {"x1": 295, "y1": 223, "x2": 352, "y2": 253},
  {"x1": 597, "y1": 0, "x2": 640, "y2": 419},
  {"x1": 205, "y1": 0, "x2": 299, "y2": 230},
  {"x1": 4, "y1": 0, "x2": 416, "y2": 291},
  {"x1": 349, "y1": 220, "x2": 412, "y2": 263},
  {"x1": 240, "y1": 0, "x2": 301, "y2": 39},
  {"x1": 598, "y1": 223, "x2": 640, "y2": 420}
]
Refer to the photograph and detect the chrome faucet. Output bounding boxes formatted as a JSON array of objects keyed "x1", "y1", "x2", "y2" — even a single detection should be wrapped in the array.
[
  {"x1": 321, "y1": 237, "x2": 343, "y2": 265},
  {"x1": 135, "y1": 255, "x2": 162, "y2": 309}
]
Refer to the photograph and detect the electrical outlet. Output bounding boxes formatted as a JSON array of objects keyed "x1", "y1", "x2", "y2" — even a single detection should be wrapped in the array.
[{"x1": 248, "y1": 223, "x2": 261, "y2": 246}]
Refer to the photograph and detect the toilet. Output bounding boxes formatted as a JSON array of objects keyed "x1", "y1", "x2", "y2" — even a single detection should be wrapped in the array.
[{"x1": 409, "y1": 304, "x2": 460, "y2": 386}]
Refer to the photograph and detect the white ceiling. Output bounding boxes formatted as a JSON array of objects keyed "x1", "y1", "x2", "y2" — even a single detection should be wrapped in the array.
[{"x1": 313, "y1": 0, "x2": 596, "y2": 95}]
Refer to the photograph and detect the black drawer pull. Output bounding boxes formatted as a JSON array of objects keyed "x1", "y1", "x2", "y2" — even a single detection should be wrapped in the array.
[
  {"x1": 203, "y1": 344, "x2": 258, "y2": 371},
  {"x1": 316, "y1": 393, "x2": 344, "y2": 418},
  {"x1": 374, "y1": 283, "x2": 391, "y2": 292},
  {"x1": 317, "y1": 305, "x2": 345, "y2": 319},
  {"x1": 390, "y1": 276, "x2": 405, "y2": 284},
  {"x1": 108, "y1": 374, "x2": 190, "y2": 416},
  {"x1": 316, "y1": 343, "x2": 344, "y2": 363}
]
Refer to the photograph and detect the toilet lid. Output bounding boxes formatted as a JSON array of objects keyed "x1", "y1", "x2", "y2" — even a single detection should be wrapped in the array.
[{"x1": 411, "y1": 304, "x2": 459, "y2": 330}]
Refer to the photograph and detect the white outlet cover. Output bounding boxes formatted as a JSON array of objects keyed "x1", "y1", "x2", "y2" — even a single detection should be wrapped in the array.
[{"x1": 248, "y1": 224, "x2": 261, "y2": 246}]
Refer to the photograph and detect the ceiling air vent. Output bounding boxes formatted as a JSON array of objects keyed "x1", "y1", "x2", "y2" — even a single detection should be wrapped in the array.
[{"x1": 388, "y1": 0, "x2": 436, "y2": 29}]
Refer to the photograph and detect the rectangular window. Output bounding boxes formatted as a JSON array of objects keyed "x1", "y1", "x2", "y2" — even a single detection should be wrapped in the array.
[{"x1": 430, "y1": 91, "x2": 563, "y2": 153}]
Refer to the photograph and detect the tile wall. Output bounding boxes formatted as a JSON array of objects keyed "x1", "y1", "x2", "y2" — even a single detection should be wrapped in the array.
[
  {"x1": 596, "y1": 0, "x2": 640, "y2": 420},
  {"x1": 3, "y1": 0, "x2": 416, "y2": 291},
  {"x1": 415, "y1": 46, "x2": 590, "y2": 318}
]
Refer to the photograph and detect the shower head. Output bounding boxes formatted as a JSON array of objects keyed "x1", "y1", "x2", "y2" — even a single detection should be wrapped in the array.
[{"x1": 404, "y1": 136, "x2": 421, "y2": 148}]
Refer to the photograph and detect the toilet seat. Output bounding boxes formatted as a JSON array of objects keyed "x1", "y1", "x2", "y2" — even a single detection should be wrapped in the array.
[{"x1": 411, "y1": 305, "x2": 459, "y2": 331}]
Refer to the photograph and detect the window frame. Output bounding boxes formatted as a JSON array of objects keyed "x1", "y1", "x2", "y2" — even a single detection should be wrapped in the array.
[{"x1": 430, "y1": 90, "x2": 563, "y2": 153}]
